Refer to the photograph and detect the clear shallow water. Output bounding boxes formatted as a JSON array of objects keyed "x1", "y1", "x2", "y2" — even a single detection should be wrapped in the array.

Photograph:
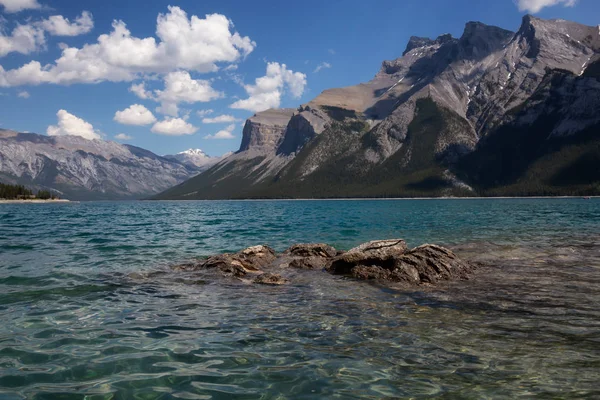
[{"x1": 0, "y1": 199, "x2": 599, "y2": 399}]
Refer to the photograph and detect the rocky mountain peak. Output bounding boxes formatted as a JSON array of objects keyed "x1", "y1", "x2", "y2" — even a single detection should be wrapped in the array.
[
  {"x1": 179, "y1": 148, "x2": 208, "y2": 157},
  {"x1": 402, "y1": 33, "x2": 456, "y2": 56},
  {"x1": 511, "y1": 14, "x2": 600, "y2": 75},
  {"x1": 459, "y1": 21, "x2": 514, "y2": 58},
  {"x1": 163, "y1": 148, "x2": 222, "y2": 169},
  {"x1": 517, "y1": 14, "x2": 537, "y2": 44},
  {"x1": 403, "y1": 36, "x2": 434, "y2": 56},
  {"x1": 435, "y1": 33, "x2": 455, "y2": 45},
  {"x1": 518, "y1": 14, "x2": 600, "y2": 48}
]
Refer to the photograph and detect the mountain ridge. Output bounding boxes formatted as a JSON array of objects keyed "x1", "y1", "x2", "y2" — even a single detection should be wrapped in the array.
[
  {"x1": 0, "y1": 129, "x2": 206, "y2": 200},
  {"x1": 156, "y1": 15, "x2": 600, "y2": 200}
]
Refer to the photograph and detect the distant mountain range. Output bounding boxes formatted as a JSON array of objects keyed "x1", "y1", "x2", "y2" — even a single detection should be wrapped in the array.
[
  {"x1": 164, "y1": 148, "x2": 230, "y2": 169},
  {"x1": 0, "y1": 130, "x2": 223, "y2": 200},
  {"x1": 157, "y1": 15, "x2": 600, "y2": 199}
]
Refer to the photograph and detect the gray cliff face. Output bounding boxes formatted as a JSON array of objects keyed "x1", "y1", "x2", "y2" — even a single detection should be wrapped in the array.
[
  {"x1": 277, "y1": 106, "x2": 329, "y2": 156},
  {"x1": 157, "y1": 15, "x2": 600, "y2": 200},
  {"x1": 237, "y1": 106, "x2": 329, "y2": 158},
  {"x1": 509, "y1": 66, "x2": 600, "y2": 135},
  {"x1": 203, "y1": 106, "x2": 330, "y2": 187},
  {"x1": 0, "y1": 130, "x2": 200, "y2": 200},
  {"x1": 467, "y1": 16, "x2": 600, "y2": 135},
  {"x1": 238, "y1": 109, "x2": 296, "y2": 153}
]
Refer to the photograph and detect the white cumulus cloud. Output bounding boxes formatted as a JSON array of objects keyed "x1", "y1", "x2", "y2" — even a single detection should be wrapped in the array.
[
  {"x1": 151, "y1": 117, "x2": 197, "y2": 135},
  {"x1": 0, "y1": 12, "x2": 93, "y2": 58},
  {"x1": 0, "y1": 23, "x2": 45, "y2": 57},
  {"x1": 115, "y1": 133, "x2": 132, "y2": 140},
  {"x1": 202, "y1": 114, "x2": 240, "y2": 123},
  {"x1": 17, "y1": 90, "x2": 29, "y2": 98},
  {"x1": 114, "y1": 104, "x2": 156, "y2": 126},
  {"x1": 230, "y1": 62, "x2": 307, "y2": 113},
  {"x1": 204, "y1": 124, "x2": 236, "y2": 139},
  {"x1": 515, "y1": 0, "x2": 577, "y2": 13},
  {"x1": 154, "y1": 71, "x2": 223, "y2": 116},
  {"x1": 47, "y1": 109, "x2": 100, "y2": 140},
  {"x1": 0, "y1": 6, "x2": 255, "y2": 87},
  {"x1": 129, "y1": 82, "x2": 152, "y2": 99},
  {"x1": 0, "y1": 0, "x2": 42, "y2": 13},
  {"x1": 39, "y1": 12, "x2": 94, "y2": 37}
]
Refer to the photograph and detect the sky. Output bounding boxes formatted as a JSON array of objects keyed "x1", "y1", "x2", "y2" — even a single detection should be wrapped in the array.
[{"x1": 0, "y1": 0, "x2": 598, "y2": 157}]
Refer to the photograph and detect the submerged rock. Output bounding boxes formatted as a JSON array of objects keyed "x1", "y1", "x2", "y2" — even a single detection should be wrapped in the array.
[
  {"x1": 394, "y1": 244, "x2": 475, "y2": 284},
  {"x1": 288, "y1": 257, "x2": 329, "y2": 269},
  {"x1": 329, "y1": 241, "x2": 473, "y2": 285},
  {"x1": 171, "y1": 240, "x2": 474, "y2": 287},
  {"x1": 347, "y1": 239, "x2": 408, "y2": 258},
  {"x1": 253, "y1": 273, "x2": 289, "y2": 285},
  {"x1": 328, "y1": 239, "x2": 408, "y2": 275},
  {"x1": 240, "y1": 245, "x2": 277, "y2": 268},
  {"x1": 171, "y1": 245, "x2": 276, "y2": 278},
  {"x1": 201, "y1": 254, "x2": 254, "y2": 278},
  {"x1": 284, "y1": 243, "x2": 339, "y2": 269},
  {"x1": 285, "y1": 243, "x2": 339, "y2": 258}
]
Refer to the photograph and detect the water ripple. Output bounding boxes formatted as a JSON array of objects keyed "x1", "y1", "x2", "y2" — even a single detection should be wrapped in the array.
[{"x1": 0, "y1": 199, "x2": 599, "y2": 398}]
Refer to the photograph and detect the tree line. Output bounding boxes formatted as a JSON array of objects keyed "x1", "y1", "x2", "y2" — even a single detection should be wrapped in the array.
[{"x1": 0, "y1": 183, "x2": 58, "y2": 200}]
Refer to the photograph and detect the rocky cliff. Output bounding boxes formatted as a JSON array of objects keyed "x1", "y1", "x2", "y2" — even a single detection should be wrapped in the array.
[
  {"x1": 157, "y1": 15, "x2": 600, "y2": 200},
  {"x1": 238, "y1": 109, "x2": 297, "y2": 153},
  {"x1": 0, "y1": 130, "x2": 202, "y2": 200}
]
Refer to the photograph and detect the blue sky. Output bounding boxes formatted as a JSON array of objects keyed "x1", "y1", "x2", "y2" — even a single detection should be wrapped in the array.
[{"x1": 0, "y1": 0, "x2": 598, "y2": 157}]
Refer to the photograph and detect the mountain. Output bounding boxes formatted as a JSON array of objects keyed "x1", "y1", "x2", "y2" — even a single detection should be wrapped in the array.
[
  {"x1": 0, "y1": 129, "x2": 202, "y2": 200},
  {"x1": 157, "y1": 15, "x2": 600, "y2": 199},
  {"x1": 163, "y1": 148, "x2": 226, "y2": 169}
]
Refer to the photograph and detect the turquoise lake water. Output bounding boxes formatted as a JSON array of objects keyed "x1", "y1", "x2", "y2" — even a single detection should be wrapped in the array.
[{"x1": 1, "y1": 199, "x2": 599, "y2": 399}]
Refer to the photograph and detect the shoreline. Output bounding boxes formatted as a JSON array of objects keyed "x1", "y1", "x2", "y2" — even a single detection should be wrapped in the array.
[
  {"x1": 152, "y1": 196, "x2": 597, "y2": 202},
  {"x1": 0, "y1": 199, "x2": 73, "y2": 204},
  {"x1": 2, "y1": 197, "x2": 594, "y2": 203}
]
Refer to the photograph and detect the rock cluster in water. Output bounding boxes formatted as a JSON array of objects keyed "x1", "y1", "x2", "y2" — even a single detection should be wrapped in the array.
[{"x1": 171, "y1": 239, "x2": 475, "y2": 287}]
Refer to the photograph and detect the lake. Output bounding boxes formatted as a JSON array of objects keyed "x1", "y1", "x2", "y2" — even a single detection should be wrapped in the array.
[{"x1": 1, "y1": 199, "x2": 599, "y2": 398}]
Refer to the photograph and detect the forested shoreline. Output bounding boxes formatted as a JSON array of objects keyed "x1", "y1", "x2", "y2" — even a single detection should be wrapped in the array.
[{"x1": 0, "y1": 183, "x2": 58, "y2": 200}]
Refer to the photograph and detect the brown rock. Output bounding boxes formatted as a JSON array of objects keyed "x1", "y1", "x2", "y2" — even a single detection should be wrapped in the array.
[
  {"x1": 190, "y1": 245, "x2": 276, "y2": 278},
  {"x1": 329, "y1": 241, "x2": 473, "y2": 285},
  {"x1": 200, "y1": 254, "x2": 249, "y2": 277},
  {"x1": 285, "y1": 243, "x2": 338, "y2": 258},
  {"x1": 350, "y1": 265, "x2": 393, "y2": 280},
  {"x1": 347, "y1": 239, "x2": 408, "y2": 258},
  {"x1": 284, "y1": 243, "x2": 338, "y2": 270},
  {"x1": 240, "y1": 245, "x2": 277, "y2": 268},
  {"x1": 394, "y1": 244, "x2": 474, "y2": 284},
  {"x1": 288, "y1": 256, "x2": 329, "y2": 270},
  {"x1": 328, "y1": 239, "x2": 406, "y2": 275},
  {"x1": 170, "y1": 240, "x2": 473, "y2": 287}
]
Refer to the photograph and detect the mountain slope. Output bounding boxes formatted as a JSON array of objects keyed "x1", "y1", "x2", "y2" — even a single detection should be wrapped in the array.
[
  {"x1": 0, "y1": 130, "x2": 202, "y2": 200},
  {"x1": 458, "y1": 66, "x2": 600, "y2": 195},
  {"x1": 157, "y1": 15, "x2": 600, "y2": 200}
]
